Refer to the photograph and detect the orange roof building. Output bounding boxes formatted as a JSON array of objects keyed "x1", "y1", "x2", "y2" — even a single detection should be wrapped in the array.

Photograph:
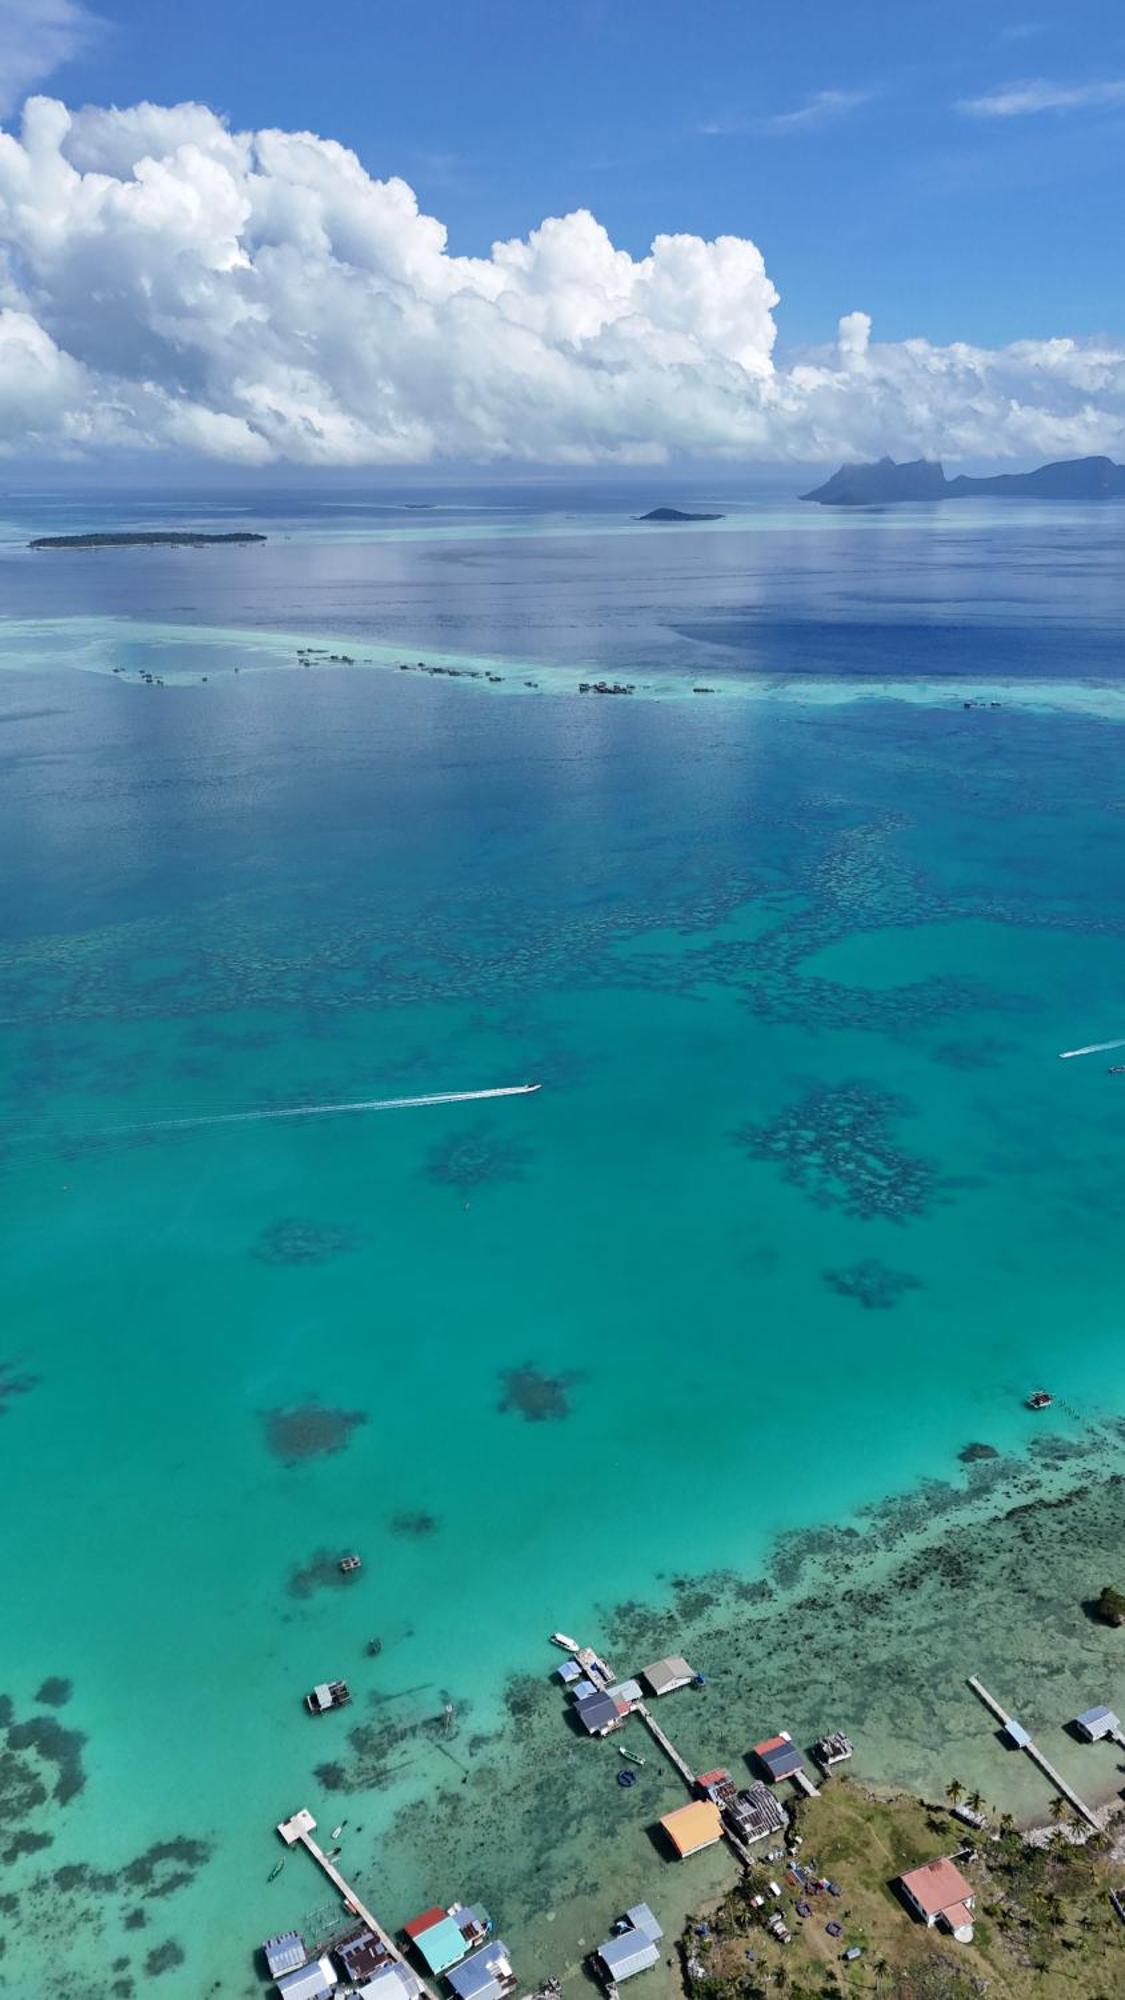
[
  {"x1": 898, "y1": 1857, "x2": 975, "y2": 1941},
  {"x1": 659, "y1": 1800, "x2": 723, "y2": 1858}
]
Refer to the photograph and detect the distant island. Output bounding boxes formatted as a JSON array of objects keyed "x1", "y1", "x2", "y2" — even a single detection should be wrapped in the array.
[
  {"x1": 29, "y1": 531, "x2": 268, "y2": 549},
  {"x1": 636, "y1": 507, "x2": 725, "y2": 522},
  {"x1": 801, "y1": 454, "x2": 1125, "y2": 507}
]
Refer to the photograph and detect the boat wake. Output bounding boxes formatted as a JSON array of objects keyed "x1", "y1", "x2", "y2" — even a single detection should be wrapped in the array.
[
  {"x1": 1058, "y1": 1038, "x2": 1125, "y2": 1060},
  {"x1": 120, "y1": 1083, "x2": 541, "y2": 1136}
]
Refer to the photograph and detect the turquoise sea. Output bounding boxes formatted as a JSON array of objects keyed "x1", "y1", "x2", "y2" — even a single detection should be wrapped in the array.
[{"x1": 3, "y1": 484, "x2": 1125, "y2": 1997}]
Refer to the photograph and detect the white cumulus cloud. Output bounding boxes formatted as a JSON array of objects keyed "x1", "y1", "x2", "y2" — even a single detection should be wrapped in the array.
[{"x1": 0, "y1": 93, "x2": 1122, "y2": 468}]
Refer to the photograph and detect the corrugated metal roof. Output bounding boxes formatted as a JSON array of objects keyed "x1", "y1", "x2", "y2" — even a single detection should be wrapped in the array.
[
  {"x1": 660, "y1": 1800, "x2": 723, "y2": 1856},
  {"x1": 624, "y1": 1904, "x2": 663, "y2": 1942},
  {"x1": 414, "y1": 1915, "x2": 469, "y2": 1973},
  {"x1": 759, "y1": 1743, "x2": 804, "y2": 1780},
  {"x1": 357, "y1": 1967, "x2": 420, "y2": 2000},
  {"x1": 606, "y1": 1679, "x2": 643, "y2": 1705},
  {"x1": 446, "y1": 1942, "x2": 513, "y2": 2000},
  {"x1": 276, "y1": 1955, "x2": 337, "y2": 2000},
  {"x1": 405, "y1": 1908, "x2": 447, "y2": 1940},
  {"x1": 576, "y1": 1692, "x2": 620, "y2": 1731},
  {"x1": 264, "y1": 1933, "x2": 307, "y2": 1978},
  {"x1": 642, "y1": 1657, "x2": 694, "y2": 1694},
  {"x1": 598, "y1": 1932, "x2": 661, "y2": 1980}
]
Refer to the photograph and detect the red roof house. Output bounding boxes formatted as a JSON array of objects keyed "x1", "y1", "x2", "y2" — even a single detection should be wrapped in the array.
[{"x1": 898, "y1": 1858, "x2": 975, "y2": 1941}]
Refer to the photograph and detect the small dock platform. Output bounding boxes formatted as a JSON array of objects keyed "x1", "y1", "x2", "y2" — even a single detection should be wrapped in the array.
[{"x1": 966, "y1": 1677, "x2": 1100, "y2": 1831}]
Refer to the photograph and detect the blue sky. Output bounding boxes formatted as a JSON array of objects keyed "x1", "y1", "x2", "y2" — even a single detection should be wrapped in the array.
[
  {"x1": 0, "y1": 0, "x2": 1122, "y2": 468},
  {"x1": 38, "y1": 0, "x2": 1125, "y2": 351}
]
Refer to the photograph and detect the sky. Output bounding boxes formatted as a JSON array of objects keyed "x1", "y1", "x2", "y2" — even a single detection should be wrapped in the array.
[{"x1": 0, "y1": 0, "x2": 1123, "y2": 470}]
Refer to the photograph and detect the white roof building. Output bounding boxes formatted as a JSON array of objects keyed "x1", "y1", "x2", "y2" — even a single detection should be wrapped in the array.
[{"x1": 276, "y1": 1953, "x2": 338, "y2": 2000}]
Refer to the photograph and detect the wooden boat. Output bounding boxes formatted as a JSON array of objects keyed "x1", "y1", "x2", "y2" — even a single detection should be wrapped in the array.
[{"x1": 1026, "y1": 1390, "x2": 1052, "y2": 1411}]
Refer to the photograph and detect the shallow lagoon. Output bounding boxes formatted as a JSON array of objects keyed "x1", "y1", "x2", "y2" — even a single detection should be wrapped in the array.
[{"x1": 2, "y1": 489, "x2": 1125, "y2": 1995}]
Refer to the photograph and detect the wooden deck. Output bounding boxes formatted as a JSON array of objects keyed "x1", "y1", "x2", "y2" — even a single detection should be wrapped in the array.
[{"x1": 966, "y1": 1676, "x2": 1100, "y2": 1831}]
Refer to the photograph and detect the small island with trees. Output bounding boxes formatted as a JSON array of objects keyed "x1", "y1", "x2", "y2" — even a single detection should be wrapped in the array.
[
  {"x1": 29, "y1": 531, "x2": 267, "y2": 550},
  {"x1": 636, "y1": 507, "x2": 725, "y2": 522}
]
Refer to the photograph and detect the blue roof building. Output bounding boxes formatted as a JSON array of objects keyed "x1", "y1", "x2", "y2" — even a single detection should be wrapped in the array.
[
  {"x1": 445, "y1": 1941, "x2": 516, "y2": 2000},
  {"x1": 414, "y1": 1916, "x2": 471, "y2": 1974}
]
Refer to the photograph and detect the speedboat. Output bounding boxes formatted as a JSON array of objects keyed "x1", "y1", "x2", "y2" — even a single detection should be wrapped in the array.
[{"x1": 550, "y1": 1631, "x2": 579, "y2": 1652}]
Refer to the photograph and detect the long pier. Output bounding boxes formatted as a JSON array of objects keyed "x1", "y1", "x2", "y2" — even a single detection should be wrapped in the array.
[
  {"x1": 966, "y1": 1677, "x2": 1100, "y2": 1831},
  {"x1": 634, "y1": 1700, "x2": 696, "y2": 1788},
  {"x1": 277, "y1": 1809, "x2": 440, "y2": 1999}
]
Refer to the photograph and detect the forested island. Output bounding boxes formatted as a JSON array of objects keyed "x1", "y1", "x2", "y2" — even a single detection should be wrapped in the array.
[
  {"x1": 636, "y1": 506, "x2": 725, "y2": 522},
  {"x1": 29, "y1": 531, "x2": 268, "y2": 549},
  {"x1": 802, "y1": 454, "x2": 1125, "y2": 506}
]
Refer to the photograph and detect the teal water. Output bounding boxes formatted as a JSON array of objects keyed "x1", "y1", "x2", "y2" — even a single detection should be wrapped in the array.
[{"x1": 3, "y1": 492, "x2": 1125, "y2": 1997}]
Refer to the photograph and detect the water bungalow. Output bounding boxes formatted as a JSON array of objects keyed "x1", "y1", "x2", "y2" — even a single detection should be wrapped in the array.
[
  {"x1": 592, "y1": 1904, "x2": 664, "y2": 1987},
  {"x1": 444, "y1": 1941, "x2": 517, "y2": 2000},
  {"x1": 752, "y1": 1732, "x2": 816, "y2": 1794},
  {"x1": 897, "y1": 1858, "x2": 975, "y2": 1943},
  {"x1": 812, "y1": 1731, "x2": 853, "y2": 1769},
  {"x1": 265, "y1": 1934, "x2": 308, "y2": 1980},
  {"x1": 640, "y1": 1657, "x2": 695, "y2": 1698},
  {"x1": 576, "y1": 1691, "x2": 630, "y2": 1737},
  {"x1": 404, "y1": 1905, "x2": 491, "y2": 1975},
  {"x1": 659, "y1": 1800, "x2": 723, "y2": 1858},
  {"x1": 337, "y1": 1927, "x2": 397, "y2": 1984},
  {"x1": 1073, "y1": 1704, "x2": 1123, "y2": 1744},
  {"x1": 275, "y1": 1955, "x2": 339, "y2": 2000},
  {"x1": 357, "y1": 1967, "x2": 423, "y2": 2000}
]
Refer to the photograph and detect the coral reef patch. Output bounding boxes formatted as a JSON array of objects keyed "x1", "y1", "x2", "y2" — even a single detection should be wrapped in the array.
[
  {"x1": 423, "y1": 1121, "x2": 534, "y2": 1192},
  {"x1": 822, "y1": 1258, "x2": 923, "y2": 1309},
  {"x1": 390, "y1": 1511, "x2": 439, "y2": 1538},
  {"x1": 252, "y1": 1218, "x2": 363, "y2": 1265},
  {"x1": 261, "y1": 1402, "x2": 367, "y2": 1464},
  {"x1": 497, "y1": 1364, "x2": 583, "y2": 1422},
  {"x1": 734, "y1": 1080, "x2": 950, "y2": 1222}
]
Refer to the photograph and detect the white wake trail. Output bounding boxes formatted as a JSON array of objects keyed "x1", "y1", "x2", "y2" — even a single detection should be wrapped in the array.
[
  {"x1": 122, "y1": 1083, "x2": 540, "y2": 1135},
  {"x1": 1058, "y1": 1038, "x2": 1125, "y2": 1060}
]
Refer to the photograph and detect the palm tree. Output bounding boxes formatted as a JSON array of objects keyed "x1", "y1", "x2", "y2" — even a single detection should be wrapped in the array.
[
  {"x1": 1049, "y1": 1794, "x2": 1067, "y2": 1823},
  {"x1": 946, "y1": 1777, "x2": 965, "y2": 1807},
  {"x1": 999, "y1": 1810, "x2": 1016, "y2": 1837},
  {"x1": 966, "y1": 1789, "x2": 985, "y2": 1816}
]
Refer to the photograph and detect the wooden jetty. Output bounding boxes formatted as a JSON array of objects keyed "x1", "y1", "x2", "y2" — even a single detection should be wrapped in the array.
[
  {"x1": 276, "y1": 1809, "x2": 440, "y2": 2000},
  {"x1": 634, "y1": 1700, "x2": 696, "y2": 1789},
  {"x1": 966, "y1": 1677, "x2": 1100, "y2": 1831}
]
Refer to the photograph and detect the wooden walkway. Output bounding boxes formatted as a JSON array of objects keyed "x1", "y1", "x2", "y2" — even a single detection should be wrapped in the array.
[
  {"x1": 966, "y1": 1676, "x2": 1100, "y2": 1831},
  {"x1": 634, "y1": 1700, "x2": 696, "y2": 1788},
  {"x1": 277, "y1": 1809, "x2": 440, "y2": 1999}
]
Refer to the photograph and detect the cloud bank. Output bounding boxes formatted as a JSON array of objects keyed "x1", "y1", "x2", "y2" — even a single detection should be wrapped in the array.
[{"x1": 0, "y1": 94, "x2": 1123, "y2": 468}]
